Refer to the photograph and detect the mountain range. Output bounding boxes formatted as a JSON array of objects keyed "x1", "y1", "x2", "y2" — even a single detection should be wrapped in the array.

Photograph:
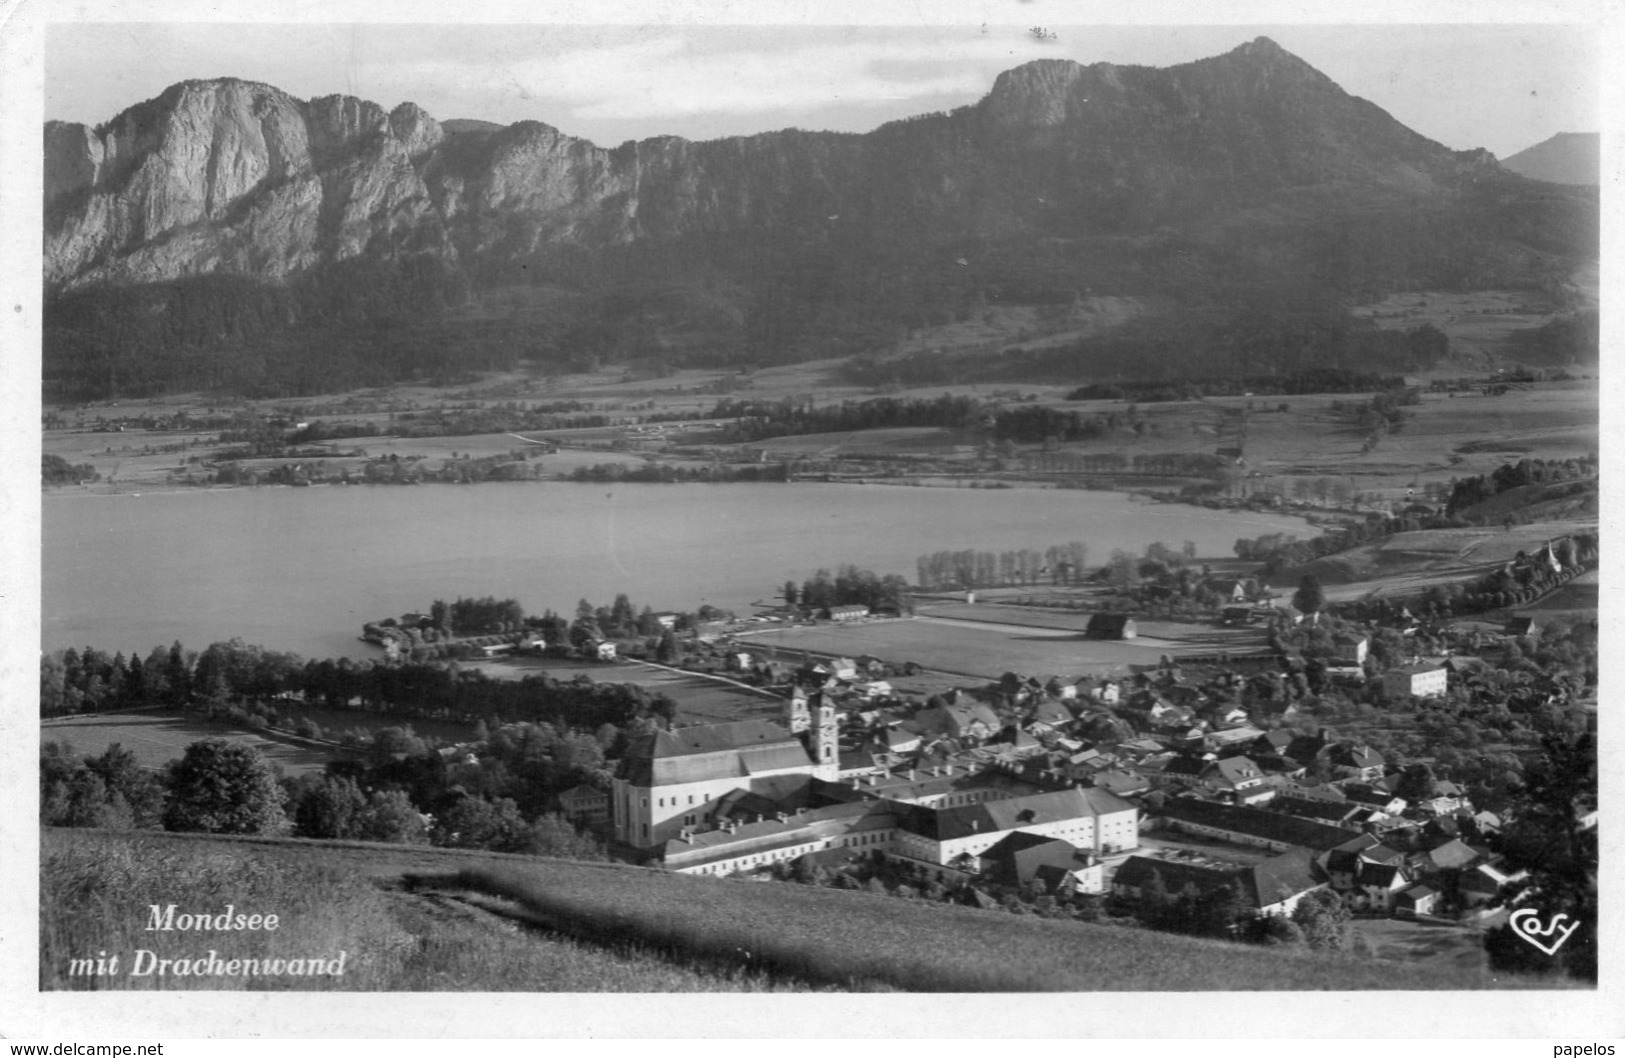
[{"x1": 42, "y1": 38, "x2": 1598, "y2": 399}]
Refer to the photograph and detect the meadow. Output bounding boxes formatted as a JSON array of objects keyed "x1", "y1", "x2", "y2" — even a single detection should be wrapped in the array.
[
  {"x1": 742, "y1": 614, "x2": 1271, "y2": 681},
  {"x1": 41, "y1": 712, "x2": 331, "y2": 777},
  {"x1": 39, "y1": 830, "x2": 805, "y2": 992},
  {"x1": 41, "y1": 819, "x2": 1579, "y2": 993},
  {"x1": 435, "y1": 860, "x2": 1529, "y2": 992}
]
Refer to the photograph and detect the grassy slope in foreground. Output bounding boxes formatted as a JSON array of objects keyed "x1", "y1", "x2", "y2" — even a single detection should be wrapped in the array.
[
  {"x1": 442, "y1": 862, "x2": 1554, "y2": 992},
  {"x1": 40, "y1": 830, "x2": 810, "y2": 991},
  {"x1": 43, "y1": 829, "x2": 1577, "y2": 992}
]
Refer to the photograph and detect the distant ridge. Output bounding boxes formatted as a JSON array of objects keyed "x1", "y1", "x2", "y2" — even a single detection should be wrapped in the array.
[
  {"x1": 40, "y1": 38, "x2": 1598, "y2": 399},
  {"x1": 1500, "y1": 132, "x2": 1599, "y2": 186}
]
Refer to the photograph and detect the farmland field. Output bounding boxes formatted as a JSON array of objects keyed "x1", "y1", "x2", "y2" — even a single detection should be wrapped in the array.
[
  {"x1": 40, "y1": 712, "x2": 332, "y2": 776},
  {"x1": 740, "y1": 615, "x2": 1271, "y2": 681},
  {"x1": 458, "y1": 655, "x2": 784, "y2": 725}
]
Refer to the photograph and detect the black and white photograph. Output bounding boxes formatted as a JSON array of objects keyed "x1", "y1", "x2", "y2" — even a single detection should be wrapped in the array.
[{"x1": 2, "y1": 0, "x2": 1616, "y2": 1042}]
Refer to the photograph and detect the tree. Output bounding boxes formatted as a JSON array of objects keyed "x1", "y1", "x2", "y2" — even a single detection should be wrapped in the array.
[
  {"x1": 1290, "y1": 890, "x2": 1351, "y2": 950},
  {"x1": 84, "y1": 743, "x2": 165, "y2": 828},
  {"x1": 525, "y1": 813, "x2": 607, "y2": 860},
  {"x1": 1491, "y1": 730, "x2": 1597, "y2": 981},
  {"x1": 1293, "y1": 574, "x2": 1325, "y2": 616},
  {"x1": 162, "y1": 738, "x2": 288, "y2": 835},
  {"x1": 433, "y1": 795, "x2": 530, "y2": 852},
  {"x1": 290, "y1": 774, "x2": 368, "y2": 839},
  {"x1": 782, "y1": 580, "x2": 799, "y2": 607},
  {"x1": 355, "y1": 789, "x2": 428, "y2": 844}
]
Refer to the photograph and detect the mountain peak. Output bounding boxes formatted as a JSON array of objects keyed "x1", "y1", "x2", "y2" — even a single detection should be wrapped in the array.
[{"x1": 1500, "y1": 131, "x2": 1600, "y2": 185}]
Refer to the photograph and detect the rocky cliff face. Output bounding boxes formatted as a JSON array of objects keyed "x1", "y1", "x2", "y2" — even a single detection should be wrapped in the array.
[
  {"x1": 44, "y1": 38, "x2": 1508, "y2": 294},
  {"x1": 45, "y1": 79, "x2": 449, "y2": 288}
]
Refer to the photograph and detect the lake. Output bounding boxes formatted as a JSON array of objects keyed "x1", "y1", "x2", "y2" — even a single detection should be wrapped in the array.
[{"x1": 42, "y1": 482, "x2": 1313, "y2": 660}]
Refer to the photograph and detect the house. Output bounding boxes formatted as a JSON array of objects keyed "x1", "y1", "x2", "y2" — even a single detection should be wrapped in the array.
[
  {"x1": 1202, "y1": 724, "x2": 1265, "y2": 753},
  {"x1": 829, "y1": 605, "x2": 870, "y2": 623},
  {"x1": 1503, "y1": 615, "x2": 1540, "y2": 637},
  {"x1": 1330, "y1": 635, "x2": 1370, "y2": 667},
  {"x1": 1112, "y1": 856, "x2": 1237, "y2": 904},
  {"x1": 1198, "y1": 756, "x2": 1273, "y2": 805},
  {"x1": 1085, "y1": 613, "x2": 1138, "y2": 640},
  {"x1": 1355, "y1": 861, "x2": 1413, "y2": 911},
  {"x1": 979, "y1": 832, "x2": 1104, "y2": 894},
  {"x1": 649, "y1": 611, "x2": 681, "y2": 630},
  {"x1": 908, "y1": 696, "x2": 1001, "y2": 744},
  {"x1": 883, "y1": 727, "x2": 922, "y2": 755},
  {"x1": 556, "y1": 783, "x2": 610, "y2": 827},
  {"x1": 1272, "y1": 794, "x2": 1363, "y2": 828},
  {"x1": 1208, "y1": 579, "x2": 1250, "y2": 603},
  {"x1": 1381, "y1": 663, "x2": 1448, "y2": 700},
  {"x1": 1084, "y1": 679, "x2": 1122, "y2": 705},
  {"x1": 1114, "y1": 849, "x2": 1327, "y2": 917},
  {"x1": 594, "y1": 641, "x2": 619, "y2": 661},
  {"x1": 1327, "y1": 741, "x2": 1386, "y2": 781},
  {"x1": 1156, "y1": 798, "x2": 1361, "y2": 853},
  {"x1": 476, "y1": 643, "x2": 515, "y2": 659},
  {"x1": 1340, "y1": 784, "x2": 1406, "y2": 817},
  {"x1": 1237, "y1": 848, "x2": 1331, "y2": 916},
  {"x1": 1394, "y1": 883, "x2": 1440, "y2": 917},
  {"x1": 1090, "y1": 769, "x2": 1153, "y2": 799},
  {"x1": 1459, "y1": 859, "x2": 1527, "y2": 908},
  {"x1": 1026, "y1": 698, "x2": 1077, "y2": 732}
]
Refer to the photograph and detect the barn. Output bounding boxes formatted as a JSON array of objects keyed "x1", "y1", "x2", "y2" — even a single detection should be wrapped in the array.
[{"x1": 1085, "y1": 613, "x2": 1138, "y2": 640}]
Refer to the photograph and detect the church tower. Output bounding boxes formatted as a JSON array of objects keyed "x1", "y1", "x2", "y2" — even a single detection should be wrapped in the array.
[
  {"x1": 786, "y1": 685, "x2": 810, "y2": 734},
  {"x1": 812, "y1": 693, "x2": 840, "y2": 780}
]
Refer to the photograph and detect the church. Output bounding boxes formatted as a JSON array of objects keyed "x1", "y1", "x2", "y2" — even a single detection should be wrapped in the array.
[{"x1": 612, "y1": 699, "x2": 839, "y2": 848}]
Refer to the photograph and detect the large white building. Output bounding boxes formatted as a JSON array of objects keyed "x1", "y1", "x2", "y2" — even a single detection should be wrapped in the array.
[{"x1": 888, "y1": 786, "x2": 1139, "y2": 866}]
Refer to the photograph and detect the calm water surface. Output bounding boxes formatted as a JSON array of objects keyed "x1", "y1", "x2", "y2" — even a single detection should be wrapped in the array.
[{"x1": 43, "y1": 482, "x2": 1312, "y2": 660}]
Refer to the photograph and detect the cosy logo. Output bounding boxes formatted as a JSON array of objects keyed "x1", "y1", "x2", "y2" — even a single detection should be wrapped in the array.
[{"x1": 1508, "y1": 908, "x2": 1581, "y2": 956}]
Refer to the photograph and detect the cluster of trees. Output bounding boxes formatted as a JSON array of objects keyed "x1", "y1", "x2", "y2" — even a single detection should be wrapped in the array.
[
  {"x1": 1125, "y1": 875, "x2": 1356, "y2": 951},
  {"x1": 1232, "y1": 509, "x2": 1471, "y2": 576},
  {"x1": 1445, "y1": 457, "x2": 1596, "y2": 515},
  {"x1": 42, "y1": 453, "x2": 100, "y2": 486},
  {"x1": 388, "y1": 401, "x2": 603, "y2": 438},
  {"x1": 42, "y1": 731, "x2": 614, "y2": 860},
  {"x1": 535, "y1": 595, "x2": 697, "y2": 649},
  {"x1": 41, "y1": 637, "x2": 679, "y2": 734},
  {"x1": 1507, "y1": 310, "x2": 1598, "y2": 366},
  {"x1": 1330, "y1": 534, "x2": 1596, "y2": 623},
  {"x1": 431, "y1": 597, "x2": 526, "y2": 637},
  {"x1": 705, "y1": 394, "x2": 984, "y2": 443},
  {"x1": 1332, "y1": 386, "x2": 1421, "y2": 429},
  {"x1": 1068, "y1": 367, "x2": 1410, "y2": 402},
  {"x1": 993, "y1": 405, "x2": 1133, "y2": 444},
  {"x1": 567, "y1": 462, "x2": 789, "y2": 483},
  {"x1": 793, "y1": 566, "x2": 912, "y2": 616},
  {"x1": 914, "y1": 541, "x2": 1091, "y2": 590}
]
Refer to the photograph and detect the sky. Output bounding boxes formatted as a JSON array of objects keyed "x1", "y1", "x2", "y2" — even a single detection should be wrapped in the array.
[{"x1": 39, "y1": 14, "x2": 1603, "y2": 160}]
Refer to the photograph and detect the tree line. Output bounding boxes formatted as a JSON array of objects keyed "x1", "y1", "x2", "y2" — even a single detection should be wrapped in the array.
[
  {"x1": 567, "y1": 462, "x2": 790, "y2": 483},
  {"x1": 40, "y1": 637, "x2": 678, "y2": 733},
  {"x1": 705, "y1": 394, "x2": 985, "y2": 443},
  {"x1": 41, "y1": 724, "x2": 616, "y2": 860},
  {"x1": 1445, "y1": 456, "x2": 1596, "y2": 515},
  {"x1": 1068, "y1": 366, "x2": 1412, "y2": 403},
  {"x1": 790, "y1": 566, "x2": 913, "y2": 616},
  {"x1": 914, "y1": 541, "x2": 1091, "y2": 590}
]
